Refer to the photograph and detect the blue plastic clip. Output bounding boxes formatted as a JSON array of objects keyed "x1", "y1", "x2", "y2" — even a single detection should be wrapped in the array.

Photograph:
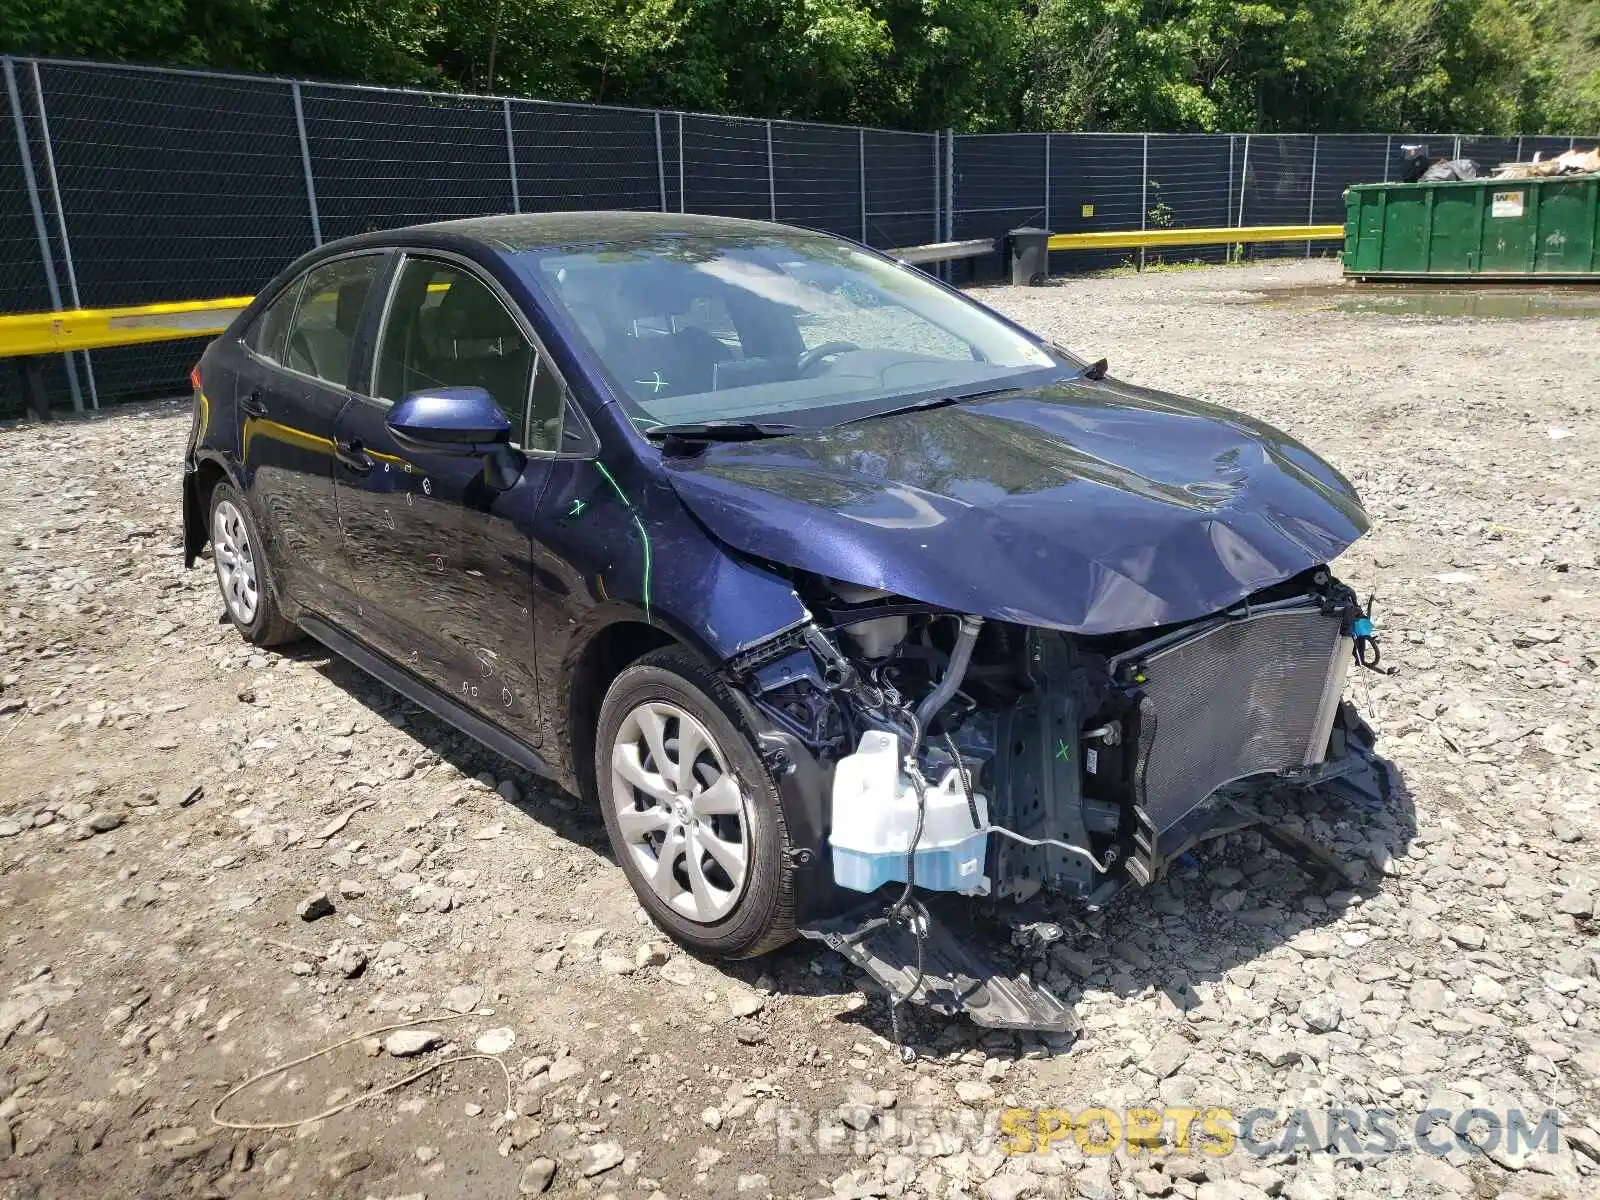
[{"x1": 1351, "y1": 616, "x2": 1374, "y2": 639}]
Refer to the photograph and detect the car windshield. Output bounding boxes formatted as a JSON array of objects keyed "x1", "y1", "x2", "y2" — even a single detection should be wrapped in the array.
[{"x1": 514, "y1": 232, "x2": 1060, "y2": 429}]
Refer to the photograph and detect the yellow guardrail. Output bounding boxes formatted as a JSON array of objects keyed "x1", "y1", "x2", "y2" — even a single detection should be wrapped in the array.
[
  {"x1": 1048, "y1": 224, "x2": 1345, "y2": 252},
  {"x1": 0, "y1": 295, "x2": 251, "y2": 358}
]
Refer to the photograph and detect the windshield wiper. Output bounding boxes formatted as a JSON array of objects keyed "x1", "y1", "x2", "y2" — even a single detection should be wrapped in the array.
[
  {"x1": 643, "y1": 419, "x2": 801, "y2": 443},
  {"x1": 844, "y1": 385, "x2": 1021, "y2": 425}
]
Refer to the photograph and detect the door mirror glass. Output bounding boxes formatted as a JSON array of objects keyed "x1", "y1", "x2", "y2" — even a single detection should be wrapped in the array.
[{"x1": 386, "y1": 387, "x2": 511, "y2": 452}]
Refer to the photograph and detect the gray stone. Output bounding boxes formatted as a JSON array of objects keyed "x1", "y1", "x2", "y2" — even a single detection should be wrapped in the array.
[
  {"x1": 1556, "y1": 888, "x2": 1593, "y2": 919},
  {"x1": 1252, "y1": 1036, "x2": 1300, "y2": 1068},
  {"x1": 980, "y1": 1171, "x2": 1038, "y2": 1200},
  {"x1": 1413, "y1": 1155, "x2": 1472, "y2": 1193},
  {"x1": 1144, "y1": 1031, "x2": 1192, "y2": 1079},
  {"x1": 1074, "y1": 1160, "x2": 1113, "y2": 1200},
  {"x1": 547, "y1": 1057, "x2": 584, "y2": 1085},
  {"x1": 1299, "y1": 994, "x2": 1342, "y2": 1033},
  {"x1": 87, "y1": 810, "x2": 125, "y2": 834},
  {"x1": 533, "y1": 949, "x2": 563, "y2": 974},
  {"x1": 579, "y1": 1141, "x2": 624, "y2": 1176},
  {"x1": 444, "y1": 983, "x2": 482, "y2": 1013},
  {"x1": 384, "y1": 1029, "x2": 443, "y2": 1058},
  {"x1": 519, "y1": 1157, "x2": 557, "y2": 1194},
  {"x1": 297, "y1": 891, "x2": 334, "y2": 921},
  {"x1": 474, "y1": 1027, "x2": 515, "y2": 1055},
  {"x1": 325, "y1": 1149, "x2": 373, "y2": 1180}
]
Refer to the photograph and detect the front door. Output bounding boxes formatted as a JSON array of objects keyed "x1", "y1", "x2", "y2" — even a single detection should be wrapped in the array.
[
  {"x1": 235, "y1": 252, "x2": 384, "y2": 618},
  {"x1": 333, "y1": 254, "x2": 570, "y2": 743}
]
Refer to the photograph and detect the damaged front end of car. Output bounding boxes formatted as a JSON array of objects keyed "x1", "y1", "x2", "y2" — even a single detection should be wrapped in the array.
[{"x1": 721, "y1": 566, "x2": 1388, "y2": 1036}]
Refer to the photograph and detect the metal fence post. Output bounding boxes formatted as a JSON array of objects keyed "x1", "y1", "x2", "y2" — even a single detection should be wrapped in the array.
[
  {"x1": 1516, "y1": 135, "x2": 1524, "y2": 163},
  {"x1": 677, "y1": 112, "x2": 686, "y2": 214},
  {"x1": 944, "y1": 129, "x2": 954, "y2": 242},
  {"x1": 765, "y1": 119, "x2": 776, "y2": 221},
  {"x1": 1383, "y1": 135, "x2": 1392, "y2": 183},
  {"x1": 1042, "y1": 134, "x2": 1051, "y2": 231},
  {"x1": 502, "y1": 99, "x2": 521, "y2": 214},
  {"x1": 31, "y1": 59, "x2": 96, "y2": 409},
  {"x1": 860, "y1": 128, "x2": 868, "y2": 243},
  {"x1": 1139, "y1": 133, "x2": 1149, "y2": 270},
  {"x1": 1305, "y1": 134, "x2": 1319, "y2": 258},
  {"x1": 1227, "y1": 135, "x2": 1235, "y2": 230},
  {"x1": 927, "y1": 130, "x2": 937, "y2": 245},
  {"x1": 5, "y1": 56, "x2": 82, "y2": 415},
  {"x1": 1453, "y1": 134, "x2": 1461, "y2": 161},
  {"x1": 291, "y1": 81, "x2": 323, "y2": 246},
  {"x1": 655, "y1": 112, "x2": 667, "y2": 213},
  {"x1": 1235, "y1": 133, "x2": 1251, "y2": 229}
]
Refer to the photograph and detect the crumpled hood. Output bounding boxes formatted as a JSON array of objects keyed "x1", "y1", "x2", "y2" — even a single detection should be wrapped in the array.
[{"x1": 660, "y1": 377, "x2": 1369, "y2": 634}]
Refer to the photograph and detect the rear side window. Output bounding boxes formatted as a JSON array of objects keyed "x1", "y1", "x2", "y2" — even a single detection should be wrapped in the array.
[
  {"x1": 243, "y1": 280, "x2": 303, "y2": 363},
  {"x1": 280, "y1": 255, "x2": 383, "y2": 389}
]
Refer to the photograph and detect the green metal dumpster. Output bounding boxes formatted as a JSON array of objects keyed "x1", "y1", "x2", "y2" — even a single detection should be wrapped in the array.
[{"x1": 1343, "y1": 175, "x2": 1600, "y2": 281}]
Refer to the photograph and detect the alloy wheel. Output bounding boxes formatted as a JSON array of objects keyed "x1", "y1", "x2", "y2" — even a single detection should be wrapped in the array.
[
  {"x1": 212, "y1": 498, "x2": 259, "y2": 625},
  {"x1": 609, "y1": 700, "x2": 751, "y2": 924}
]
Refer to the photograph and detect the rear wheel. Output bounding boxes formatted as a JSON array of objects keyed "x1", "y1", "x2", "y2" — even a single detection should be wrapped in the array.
[
  {"x1": 209, "y1": 480, "x2": 298, "y2": 647},
  {"x1": 596, "y1": 647, "x2": 795, "y2": 958}
]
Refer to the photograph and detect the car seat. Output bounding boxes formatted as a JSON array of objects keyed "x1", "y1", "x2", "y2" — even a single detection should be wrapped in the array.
[
  {"x1": 423, "y1": 279, "x2": 532, "y2": 428},
  {"x1": 286, "y1": 278, "x2": 369, "y2": 386}
]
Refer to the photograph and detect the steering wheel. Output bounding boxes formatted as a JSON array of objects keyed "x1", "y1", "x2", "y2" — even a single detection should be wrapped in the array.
[{"x1": 796, "y1": 340, "x2": 860, "y2": 376}]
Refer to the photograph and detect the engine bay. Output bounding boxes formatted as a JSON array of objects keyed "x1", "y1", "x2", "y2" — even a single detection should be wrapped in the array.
[{"x1": 728, "y1": 565, "x2": 1378, "y2": 906}]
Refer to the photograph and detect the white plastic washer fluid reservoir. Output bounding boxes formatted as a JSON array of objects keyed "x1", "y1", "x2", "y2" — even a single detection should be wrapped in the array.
[{"x1": 829, "y1": 730, "x2": 990, "y2": 894}]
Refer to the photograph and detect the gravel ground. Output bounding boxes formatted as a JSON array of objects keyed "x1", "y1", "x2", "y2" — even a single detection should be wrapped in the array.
[{"x1": 0, "y1": 259, "x2": 1597, "y2": 1200}]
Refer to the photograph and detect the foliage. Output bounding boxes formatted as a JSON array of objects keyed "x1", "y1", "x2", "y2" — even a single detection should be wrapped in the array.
[{"x1": 1, "y1": 0, "x2": 1595, "y2": 134}]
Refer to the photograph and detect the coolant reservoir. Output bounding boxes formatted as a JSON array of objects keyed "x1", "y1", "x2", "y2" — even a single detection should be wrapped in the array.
[{"x1": 829, "y1": 730, "x2": 990, "y2": 895}]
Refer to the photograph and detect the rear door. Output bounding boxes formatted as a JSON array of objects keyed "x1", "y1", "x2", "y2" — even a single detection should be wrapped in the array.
[
  {"x1": 236, "y1": 252, "x2": 384, "y2": 619},
  {"x1": 331, "y1": 252, "x2": 581, "y2": 742}
]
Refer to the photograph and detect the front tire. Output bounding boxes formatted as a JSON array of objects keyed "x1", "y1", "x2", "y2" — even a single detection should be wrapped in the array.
[
  {"x1": 596, "y1": 647, "x2": 795, "y2": 958},
  {"x1": 209, "y1": 480, "x2": 298, "y2": 647}
]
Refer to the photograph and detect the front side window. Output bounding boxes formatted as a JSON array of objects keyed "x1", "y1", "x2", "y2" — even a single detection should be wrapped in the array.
[
  {"x1": 373, "y1": 259, "x2": 555, "y2": 447},
  {"x1": 278, "y1": 255, "x2": 382, "y2": 388},
  {"x1": 518, "y1": 232, "x2": 1059, "y2": 429}
]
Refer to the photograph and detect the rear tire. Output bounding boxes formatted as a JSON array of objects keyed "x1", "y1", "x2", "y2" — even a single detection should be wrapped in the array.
[
  {"x1": 596, "y1": 647, "x2": 795, "y2": 958},
  {"x1": 209, "y1": 480, "x2": 298, "y2": 647}
]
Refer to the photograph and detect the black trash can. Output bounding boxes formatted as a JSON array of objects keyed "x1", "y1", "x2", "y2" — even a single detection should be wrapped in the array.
[{"x1": 1009, "y1": 227, "x2": 1050, "y2": 286}]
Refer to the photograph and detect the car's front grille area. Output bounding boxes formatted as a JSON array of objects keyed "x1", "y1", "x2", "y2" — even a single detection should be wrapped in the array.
[{"x1": 1121, "y1": 603, "x2": 1350, "y2": 834}]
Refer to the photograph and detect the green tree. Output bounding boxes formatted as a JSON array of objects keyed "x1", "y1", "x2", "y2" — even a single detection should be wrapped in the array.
[{"x1": 0, "y1": 0, "x2": 1595, "y2": 134}]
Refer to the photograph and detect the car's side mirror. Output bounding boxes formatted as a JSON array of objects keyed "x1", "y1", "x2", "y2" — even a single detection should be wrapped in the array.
[{"x1": 386, "y1": 387, "x2": 512, "y2": 455}]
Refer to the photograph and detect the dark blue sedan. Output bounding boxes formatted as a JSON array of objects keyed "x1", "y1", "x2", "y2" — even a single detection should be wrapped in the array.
[{"x1": 184, "y1": 213, "x2": 1383, "y2": 1030}]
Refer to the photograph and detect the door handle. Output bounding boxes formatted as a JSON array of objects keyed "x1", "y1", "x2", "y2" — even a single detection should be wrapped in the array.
[
  {"x1": 239, "y1": 389, "x2": 266, "y2": 419},
  {"x1": 334, "y1": 438, "x2": 374, "y2": 474}
]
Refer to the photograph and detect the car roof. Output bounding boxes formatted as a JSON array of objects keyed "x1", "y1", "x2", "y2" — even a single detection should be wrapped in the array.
[{"x1": 339, "y1": 211, "x2": 823, "y2": 256}]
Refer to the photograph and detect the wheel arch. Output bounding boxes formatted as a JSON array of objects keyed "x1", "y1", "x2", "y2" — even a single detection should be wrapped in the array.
[
  {"x1": 563, "y1": 617, "x2": 679, "y2": 804},
  {"x1": 183, "y1": 450, "x2": 242, "y2": 567}
]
